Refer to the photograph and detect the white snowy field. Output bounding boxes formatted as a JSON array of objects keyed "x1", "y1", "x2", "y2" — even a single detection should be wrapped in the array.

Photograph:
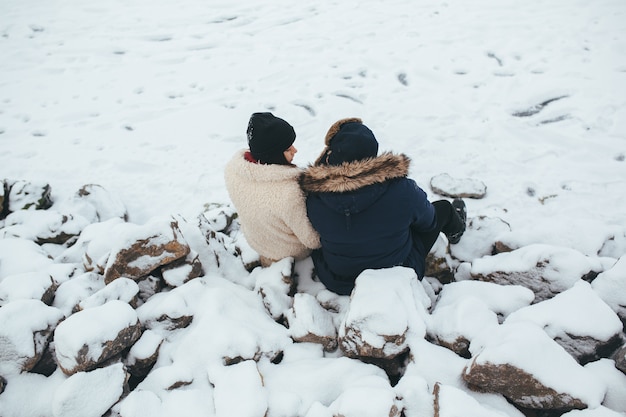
[{"x1": 1, "y1": 0, "x2": 626, "y2": 416}]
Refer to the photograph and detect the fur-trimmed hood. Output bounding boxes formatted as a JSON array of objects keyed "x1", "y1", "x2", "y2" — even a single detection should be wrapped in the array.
[{"x1": 300, "y1": 152, "x2": 411, "y2": 194}]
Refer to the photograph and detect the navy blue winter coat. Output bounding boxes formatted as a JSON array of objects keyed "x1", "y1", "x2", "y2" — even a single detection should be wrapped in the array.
[{"x1": 299, "y1": 152, "x2": 437, "y2": 295}]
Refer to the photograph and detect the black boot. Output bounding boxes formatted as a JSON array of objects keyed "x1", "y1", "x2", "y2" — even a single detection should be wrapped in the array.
[{"x1": 447, "y1": 198, "x2": 466, "y2": 244}]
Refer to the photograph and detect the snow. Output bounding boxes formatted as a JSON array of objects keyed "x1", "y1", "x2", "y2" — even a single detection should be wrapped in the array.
[{"x1": 1, "y1": 0, "x2": 626, "y2": 415}]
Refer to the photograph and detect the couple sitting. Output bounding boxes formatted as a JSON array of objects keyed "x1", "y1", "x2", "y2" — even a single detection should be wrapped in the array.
[{"x1": 224, "y1": 112, "x2": 466, "y2": 295}]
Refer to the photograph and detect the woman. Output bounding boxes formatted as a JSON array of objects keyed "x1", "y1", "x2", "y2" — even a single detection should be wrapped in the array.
[
  {"x1": 299, "y1": 118, "x2": 466, "y2": 295},
  {"x1": 224, "y1": 112, "x2": 320, "y2": 266}
]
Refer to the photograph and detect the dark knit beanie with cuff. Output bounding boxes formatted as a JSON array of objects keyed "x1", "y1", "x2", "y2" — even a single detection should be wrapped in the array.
[{"x1": 247, "y1": 112, "x2": 296, "y2": 165}]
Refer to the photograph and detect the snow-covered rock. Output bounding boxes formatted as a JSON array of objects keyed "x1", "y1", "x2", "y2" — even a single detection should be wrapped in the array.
[
  {"x1": 585, "y1": 359, "x2": 626, "y2": 413},
  {"x1": 161, "y1": 250, "x2": 204, "y2": 287},
  {"x1": 54, "y1": 300, "x2": 142, "y2": 375},
  {"x1": 339, "y1": 267, "x2": 430, "y2": 360},
  {"x1": 52, "y1": 363, "x2": 128, "y2": 417},
  {"x1": 53, "y1": 271, "x2": 106, "y2": 317},
  {"x1": 0, "y1": 238, "x2": 53, "y2": 281},
  {"x1": 614, "y1": 343, "x2": 626, "y2": 374},
  {"x1": 77, "y1": 277, "x2": 140, "y2": 310},
  {"x1": 64, "y1": 184, "x2": 128, "y2": 222},
  {"x1": 1, "y1": 209, "x2": 90, "y2": 245},
  {"x1": 136, "y1": 285, "x2": 194, "y2": 332},
  {"x1": 0, "y1": 271, "x2": 57, "y2": 306},
  {"x1": 253, "y1": 257, "x2": 296, "y2": 321},
  {"x1": 124, "y1": 329, "x2": 163, "y2": 381},
  {"x1": 56, "y1": 217, "x2": 126, "y2": 273},
  {"x1": 260, "y1": 357, "x2": 390, "y2": 417},
  {"x1": 0, "y1": 299, "x2": 64, "y2": 376},
  {"x1": 429, "y1": 280, "x2": 534, "y2": 356},
  {"x1": 505, "y1": 280, "x2": 623, "y2": 363},
  {"x1": 104, "y1": 217, "x2": 190, "y2": 284},
  {"x1": 592, "y1": 256, "x2": 626, "y2": 326},
  {"x1": 6, "y1": 180, "x2": 52, "y2": 212},
  {"x1": 286, "y1": 292, "x2": 338, "y2": 351},
  {"x1": 210, "y1": 360, "x2": 267, "y2": 417},
  {"x1": 450, "y1": 216, "x2": 512, "y2": 262},
  {"x1": 430, "y1": 173, "x2": 487, "y2": 199},
  {"x1": 464, "y1": 321, "x2": 606, "y2": 410},
  {"x1": 470, "y1": 244, "x2": 606, "y2": 302}
]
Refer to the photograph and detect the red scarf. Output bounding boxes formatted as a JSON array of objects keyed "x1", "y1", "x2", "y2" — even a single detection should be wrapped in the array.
[{"x1": 244, "y1": 151, "x2": 258, "y2": 163}]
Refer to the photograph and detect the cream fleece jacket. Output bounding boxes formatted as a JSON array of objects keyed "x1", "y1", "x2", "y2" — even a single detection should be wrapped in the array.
[{"x1": 224, "y1": 149, "x2": 320, "y2": 261}]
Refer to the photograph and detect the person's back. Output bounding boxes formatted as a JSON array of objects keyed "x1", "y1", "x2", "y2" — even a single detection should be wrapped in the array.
[
  {"x1": 224, "y1": 113, "x2": 320, "y2": 265},
  {"x1": 301, "y1": 153, "x2": 435, "y2": 278},
  {"x1": 300, "y1": 118, "x2": 465, "y2": 295}
]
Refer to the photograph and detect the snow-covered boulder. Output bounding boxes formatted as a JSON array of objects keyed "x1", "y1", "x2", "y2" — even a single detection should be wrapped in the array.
[
  {"x1": 585, "y1": 359, "x2": 626, "y2": 413},
  {"x1": 614, "y1": 344, "x2": 626, "y2": 374},
  {"x1": 505, "y1": 280, "x2": 624, "y2": 363},
  {"x1": 136, "y1": 286, "x2": 194, "y2": 332},
  {"x1": 6, "y1": 180, "x2": 52, "y2": 212},
  {"x1": 52, "y1": 362, "x2": 128, "y2": 417},
  {"x1": 161, "y1": 250, "x2": 204, "y2": 287},
  {"x1": 54, "y1": 300, "x2": 142, "y2": 375},
  {"x1": 339, "y1": 267, "x2": 430, "y2": 360},
  {"x1": 259, "y1": 357, "x2": 391, "y2": 417},
  {"x1": 592, "y1": 256, "x2": 626, "y2": 326},
  {"x1": 104, "y1": 217, "x2": 190, "y2": 284},
  {"x1": 470, "y1": 244, "x2": 605, "y2": 302},
  {"x1": 450, "y1": 216, "x2": 512, "y2": 262},
  {"x1": 124, "y1": 329, "x2": 163, "y2": 381},
  {"x1": 77, "y1": 277, "x2": 139, "y2": 310},
  {"x1": 1, "y1": 209, "x2": 90, "y2": 245},
  {"x1": 0, "y1": 271, "x2": 57, "y2": 306},
  {"x1": 56, "y1": 217, "x2": 126, "y2": 273},
  {"x1": 463, "y1": 321, "x2": 606, "y2": 410},
  {"x1": 210, "y1": 360, "x2": 267, "y2": 417},
  {"x1": 406, "y1": 339, "x2": 524, "y2": 417},
  {"x1": 324, "y1": 374, "x2": 401, "y2": 417},
  {"x1": 65, "y1": 184, "x2": 128, "y2": 222},
  {"x1": 429, "y1": 297, "x2": 499, "y2": 357},
  {"x1": 0, "y1": 237, "x2": 53, "y2": 281},
  {"x1": 286, "y1": 292, "x2": 338, "y2": 351},
  {"x1": 430, "y1": 173, "x2": 487, "y2": 199},
  {"x1": 164, "y1": 279, "x2": 291, "y2": 366},
  {"x1": 0, "y1": 300, "x2": 64, "y2": 376},
  {"x1": 193, "y1": 213, "x2": 251, "y2": 282},
  {"x1": 253, "y1": 257, "x2": 296, "y2": 321},
  {"x1": 425, "y1": 235, "x2": 455, "y2": 283},
  {"x1": 53, "y1": 271, "x2": 106, "y2": 317},
  {"x1": 428, "y1": 280, "x2": 534, "y2": 357},
  {"x1": 433, "y1": 280, "x2": 535, "y2": 319},
  {"x1": 201, "y1": 203, "x2": 238, "y2": 234}
]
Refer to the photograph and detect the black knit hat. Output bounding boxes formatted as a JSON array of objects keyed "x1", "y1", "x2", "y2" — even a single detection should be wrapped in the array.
[
  {"x1": 247, "y1": 112, "x2": 296, "y2": 165},
  {"x1": 324, "y1": 118, "x2": 378, "y2": 166}
]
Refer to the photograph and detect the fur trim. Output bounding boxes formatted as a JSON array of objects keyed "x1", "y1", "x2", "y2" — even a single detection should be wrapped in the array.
[
  {"x1": 300, "y1": 152, "x2": 411, "y2": 193},
  {"x1": 324, "y1": 117, "x2": 362, "y2": 145}
]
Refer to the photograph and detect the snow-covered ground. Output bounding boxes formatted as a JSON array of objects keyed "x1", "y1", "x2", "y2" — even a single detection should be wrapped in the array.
[{"x1": 1, "y1": 0, "x2": 626, "y2": 416}]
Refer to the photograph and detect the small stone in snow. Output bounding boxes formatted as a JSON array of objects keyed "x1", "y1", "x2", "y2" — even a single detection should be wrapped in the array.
[{"x1": 430, "y1": 173, "x2": 487, "y2": 199}]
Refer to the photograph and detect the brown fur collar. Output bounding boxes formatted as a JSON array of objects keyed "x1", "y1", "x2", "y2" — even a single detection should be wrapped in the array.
[{"x1": 300, "y1": 152, "x2": 411, "y2": 193}]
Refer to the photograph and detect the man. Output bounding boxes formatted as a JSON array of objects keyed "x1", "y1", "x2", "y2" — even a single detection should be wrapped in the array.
[{"x1": 300, "y1": 118, "x2": 466, "y2": 295}]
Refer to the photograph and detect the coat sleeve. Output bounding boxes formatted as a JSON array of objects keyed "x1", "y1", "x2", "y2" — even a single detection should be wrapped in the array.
[
  {"x1": 407, "y1": 179, "x2": 437, "y2": 232},
  {"x1": 281, "y1": 184, "x2": 321, "y2": 250}
]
